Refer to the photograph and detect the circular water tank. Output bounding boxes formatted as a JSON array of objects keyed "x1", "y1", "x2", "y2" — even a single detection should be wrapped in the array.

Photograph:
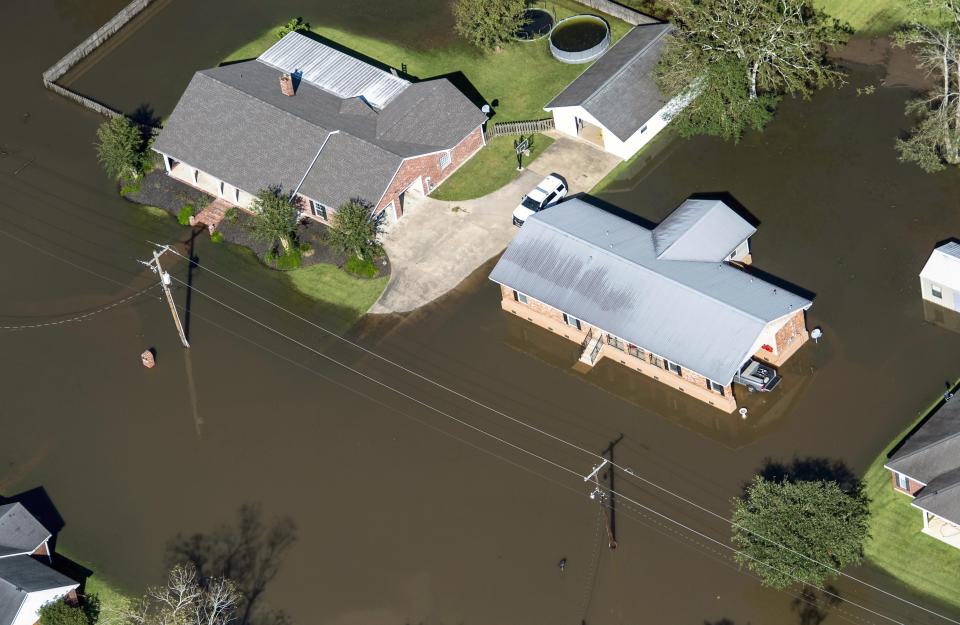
[{"x1": 549, "y1": 15, "x2": 611, "y2": 64}]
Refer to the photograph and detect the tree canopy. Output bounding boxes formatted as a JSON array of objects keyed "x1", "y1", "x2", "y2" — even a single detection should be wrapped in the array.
[
  {"x1": 732, "y1": 475, "x2": 870, "y2": 589},
  {"x1": 657, "y1": 0, "x2": 848, "y2": 141},
  {"x1": 247, "y1": 187, "x2": 300, "y2": 252},
  {"x1": 324, "y1": 199, "x2": 384, "y2": 263},
  {"x1": 277, "y1": 16, "x2": 310, "y2": 39},
  {"x1": 95, "y1": 116, "x2": 149, "y2": 181},
  {"x1": 39, "y1": 600, "x2": 98, "y2": 625},
  {"x1": 120, "y1": 564, "x2": 240, "y2": 625},
  {"x1": 453, "y1": 0, "x2": 527, "y2": 51}
]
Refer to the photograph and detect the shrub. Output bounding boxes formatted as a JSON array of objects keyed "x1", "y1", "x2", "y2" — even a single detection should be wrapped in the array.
[
  {"x1": 246, "y1": 186, "x2": 299, "y2": 251},
  {"x1": 95, "y1": 116, "x2": 149, "y2": 181},
  {"x1": 278, "y1": 17, "x2": 310, "y2": 39},
  {"x1": 210, "y1": 231, "x2": 224, "y2": 243},
  {"x1": 345, "y1": 255, "x2": 377, "y2": 278},
  {"x1": 39, "y1": 599, "x2": 96, "y2": 625},
  {"x1": 324, "y1": 199, "x2": 384, "y2": 263},
  {"x1": 453, "y1": 0, "x2": 527, "y2": 51},
  {"x1": 178, "y1": 204, "x2": 195, "y2": 226},
  {"x1": 267, "y1": 247, "x2": 302, "y2": 270}
]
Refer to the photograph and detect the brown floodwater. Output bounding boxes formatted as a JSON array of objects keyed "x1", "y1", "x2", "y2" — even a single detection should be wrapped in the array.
[{"x1": 4, "y1": 2, "x2": 960, "y2": 624}]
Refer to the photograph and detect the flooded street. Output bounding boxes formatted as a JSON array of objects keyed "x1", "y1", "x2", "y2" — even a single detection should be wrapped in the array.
[{"x1": 4, "y1": 2, "x2": 960, "y2": 624}]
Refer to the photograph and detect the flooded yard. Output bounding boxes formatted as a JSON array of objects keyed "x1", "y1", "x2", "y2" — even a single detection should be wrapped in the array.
[{"x1": 3, "y1": 2, "x2": 960, "y2": 624}]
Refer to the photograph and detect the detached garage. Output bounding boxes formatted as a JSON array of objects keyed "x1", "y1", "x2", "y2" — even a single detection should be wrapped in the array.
[
  {"x1": 544, "y1": 23, "x2": 688, "y2": 160},
  {"x1": 920, "y1": 241, "x2": 960, "y2": 311}
]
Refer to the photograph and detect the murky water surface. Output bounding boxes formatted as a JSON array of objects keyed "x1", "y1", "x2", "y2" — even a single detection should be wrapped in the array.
[{"x1": 3, "y1": 2, "x2": 960, "y2": 624}]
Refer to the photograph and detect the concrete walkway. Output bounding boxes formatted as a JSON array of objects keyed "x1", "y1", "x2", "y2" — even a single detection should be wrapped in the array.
[{"x1": 371, "y1": 134, "x2": 621, "y2": 314}]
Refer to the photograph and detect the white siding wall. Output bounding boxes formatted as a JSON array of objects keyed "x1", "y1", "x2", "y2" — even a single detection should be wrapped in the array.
[
  {"x1": 920, "y1": 276, "x2": 957, "y2": 309},
  {"x1": 13, "y1": 586, "x2": 78, "y2": 625},
  {"x1": 727, "y1": 239, "x2": 751, "y2": 262}
]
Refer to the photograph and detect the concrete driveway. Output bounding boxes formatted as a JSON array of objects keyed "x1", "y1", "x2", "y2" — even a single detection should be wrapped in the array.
[{"x1": 371, "y1": 134, "x2": 621, "y2": 314}]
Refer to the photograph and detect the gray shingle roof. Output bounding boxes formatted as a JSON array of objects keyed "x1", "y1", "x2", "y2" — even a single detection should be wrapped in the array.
[
  {"x1": 545, "y1": 23, "x2": 672, "y2": 141},
  {"x1": 489, "y1": 198, "x2": 811, "y2": 384},
  {"x1": 0, "y1": 504, "x2": 50, "y2": 558},
  {"x1": 912, "y1": 467, "x2": 960, "y2": 524},
  {"x1": 653, "y1": 199, "x2": 756, "y2": 261},
  {"x1": 887, "y1": 398, "x2": 960, "y2": 485},
  {"x1": 0, "y1": 582, "x2": 24, "y2": 625},
  {"x1": 0, "y1": 555, "x2": 78, "y2": 625},
  {"x1": 154, "y1": 39, "x2": 486, "y2": 209}
]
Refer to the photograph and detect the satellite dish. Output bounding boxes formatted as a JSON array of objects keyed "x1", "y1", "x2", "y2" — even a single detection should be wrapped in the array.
[
  {"x1": 811, "y1": 327, "x2": 823, "y2": 343},
  {"x1": 481, "y1": 104, "x2": 491, "y2": 115}
]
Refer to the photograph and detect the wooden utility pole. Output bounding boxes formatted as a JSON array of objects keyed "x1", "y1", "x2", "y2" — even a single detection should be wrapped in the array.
[{"x1": 140, "y1": 246, "x2": 189, "y2": 348}]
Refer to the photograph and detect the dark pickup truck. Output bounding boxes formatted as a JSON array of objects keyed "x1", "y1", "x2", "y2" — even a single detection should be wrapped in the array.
[{"x1": 733, "y1": 359, "x2": 781, "y2": 393}]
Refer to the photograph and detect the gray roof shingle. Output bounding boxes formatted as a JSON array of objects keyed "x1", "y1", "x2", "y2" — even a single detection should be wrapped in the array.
[
  {"x1": 0, "y1": 556, "x2": 77, "y2": 593},
  {"x1": 0, "y1": 504, "x2": 50, "y2": 558},
  {"x1": 489, "y1": 199, "x2": 811, "y2": 383},
  {"x1": 545, "y1": 23, "x2": 672, "y2": 141}
]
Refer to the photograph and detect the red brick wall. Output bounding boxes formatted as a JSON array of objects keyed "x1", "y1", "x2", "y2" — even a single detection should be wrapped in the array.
[
  {"x1": 376, "y1": 125, "x2": 485, "y2": 218},
  {"x1": 32, "y1": 541, "x2": 48, "y2": 557},
  {"x1": 890, "y1": 470, "x2": 924, "y2": 496},
  {"x1": 775, "y1": 310, "x2": 807, "y2": 353}
]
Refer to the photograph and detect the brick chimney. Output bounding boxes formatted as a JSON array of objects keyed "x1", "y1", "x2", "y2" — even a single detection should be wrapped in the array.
[{"x1": 279, "y1": 73, "x2": 295, "y2": 96}]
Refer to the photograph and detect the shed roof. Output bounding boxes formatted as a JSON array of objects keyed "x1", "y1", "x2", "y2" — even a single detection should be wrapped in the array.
[
  {"x1": 653, "y1": 199, "x2": 756, "y2": 261},
  {"x1": 545, "y1": 23, "x2": 672, "y2": 141},
  {"x1": 0, "y1": 504, "x2": 50, "y2": 559},
  {"x1": 489, "y1": 199, "x2": 811, "y2": 383},
  {"x1": 258, "y1": 32, "x2": 410, "y2": 109},
  {"x1": 920, "y1": 241, "x2": 960, "y2": 292}
]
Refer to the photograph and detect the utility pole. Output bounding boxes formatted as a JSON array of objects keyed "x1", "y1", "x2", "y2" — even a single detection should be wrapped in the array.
[
  {"x1": 584, "y1": 459, "x2": 617, "y2": 550},
  {"x1": 140, "y1": 245, "x2": 189, "y2": 348}
]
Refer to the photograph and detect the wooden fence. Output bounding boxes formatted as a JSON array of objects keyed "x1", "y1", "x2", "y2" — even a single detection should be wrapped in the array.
[
  {"x1": 488, "y1": 118, "x2": 555, "y2": 139},
  {"x1": 572, "y1": 0, "x2": 660, "y2": 25},
  {"x1": 42, "y1": 0, "x2": 158, "y2": 118}
]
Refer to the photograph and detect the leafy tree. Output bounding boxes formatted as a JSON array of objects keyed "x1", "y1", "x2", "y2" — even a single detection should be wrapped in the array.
[
  {"x1": 324, "y1": 199, "x2": 384, "y2": 263},
  {"x1": 732, "y1": 476, "x2": 870, "y2": 589},
  {"x1": 95, "y1": 116, "x2": 148, "y2": 181},
  {"x1": 39, "y1": 600, "x2": 95, "y2": 625},
  {"x1": 657, "y1": 0, "x2": 848, "y2": 140},
  {"x1": 120, "y1": 564, "x2": 240, "y2": 625},
  {"x1": 453, "y1": 0, "x2": 527, "y2": 51},
  {"x1": 894, "y1": 0, "x2": 960, "y2": 171},
  {"x1": 277, "y1": 16, "x2": 310, "y2": 39},
  {"x1": 246, "y1": 187, "x2": 300, "y2": 252}
]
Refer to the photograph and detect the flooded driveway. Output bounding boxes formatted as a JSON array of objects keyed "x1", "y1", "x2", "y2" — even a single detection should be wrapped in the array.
[{"x1": 3, "y1": 2, "x2": 960, "y2": 624}]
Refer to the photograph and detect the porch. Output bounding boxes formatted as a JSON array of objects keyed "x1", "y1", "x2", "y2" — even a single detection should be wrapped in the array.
[{"x1": 922, "y1": 513, "x2": 960, "y2": 550}]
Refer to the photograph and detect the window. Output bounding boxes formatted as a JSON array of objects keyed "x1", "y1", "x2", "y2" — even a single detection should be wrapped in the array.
[
  {"x1": 707, "y1": 380, "x2": 725, "y2": 396},
  {"x1": 649, "y1": 354, "x2": 664, "y2": 369},
  {"x1": 639, "y1": 124, "x2": 648, "y2": 134},
  {"x1": 896, "y1": 472, "x2": 909, "y2": 490},
  {"x1": 310, "y1": 200, "x2": 328, "y2": 220},
  {"x1": 219, "y1": 181, "x2": 225, "y2": 196},
  {"x1": 235, "y1": 188, "x2": 240, "y2": 202},
  {"x1": 562, "y1": 313, "x2": 581, "y2": 330},
  {"x1": 439, "y1": 152, "x2": 452, "y2": 170},
  {"x1": 607, "y1": 335, "x2": 626, "y2": 351},
  {"x1": 932, "y1": 285, "x2": 943, "y2": 299},
  {"x1": 513, "y1": 290, "x2": 528, "y2": 304},
  {"x1": 666, "y1": 360, "x2": 682, "y2": 375},
  {"x1": 627, "y1": 344, "x2": 644, "y2": 359}
]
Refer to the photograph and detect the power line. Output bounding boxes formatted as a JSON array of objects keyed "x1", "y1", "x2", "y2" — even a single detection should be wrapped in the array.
[
  {"x1": 0, "y1": 284, "x2": 158, "y2": 330},
  {"x1": 168, "y1": 274, "x2": 923, "y2": 625},
  {"x1": 158, "y1": 244, "x2": 960, "y2": 625}
]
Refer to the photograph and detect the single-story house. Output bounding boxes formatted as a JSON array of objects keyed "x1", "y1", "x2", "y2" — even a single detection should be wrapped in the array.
[
  {"x1": 920, "y1": 241, "x2": 960, "y2": 311},
  {"x1": 885, "y1": 398, "x2": 960, "y2": 549},
  {"x1": 154, "y1": 32, "x2": 488, "y2": 225},
  {"x1": 0, "y1": 503, "x2": 79, "y2": 625},
  {"x1": 544, "y1": 23, "x2": 689, "y2": 160},
  {"x1": 489, "y1": 198, "x2": 812, "y2": 412}
]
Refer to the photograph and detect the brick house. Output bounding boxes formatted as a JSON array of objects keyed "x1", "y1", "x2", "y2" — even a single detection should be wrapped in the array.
[
  {"x1": 489, "y1": 198, "x2": 813, "y2": 412},
  {"x1": 885, "y1": 397, "x2": 960, "y2": 549},
  {"x1": 0, "y1": 503, "x2": 79, "y2": 625},
  {"x1": 153, "y1": 32, "x2": 488, "y2": 226}
]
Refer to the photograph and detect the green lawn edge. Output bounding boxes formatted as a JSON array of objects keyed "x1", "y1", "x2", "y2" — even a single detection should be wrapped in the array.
[
  {"x1": 431, "y1": 134, "x2": 555, "y2": 201},
  {"x1": 287, "y1": 263, "x2": 388, "y2": 319},
  {"x1": 862, "y1": 385, "x2": 960, "y2": 614}
]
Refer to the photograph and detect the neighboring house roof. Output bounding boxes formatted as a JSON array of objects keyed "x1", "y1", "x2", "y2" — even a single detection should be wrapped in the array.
[
  {"x1": 258, "y1": 32, "x2": 410, "y2": 109},
  {"x1": 489, "y1": 199, "x2": 811, "y2": 384},
  {"x1": 652, "y1": 199, "x2": 756, "y2": 261},
  {"x1": 886, "y1": 397, "x2": 960, "y2": 485},
  {"x1": 0, "y1": 504, "x2": 50, "y2": 559},
  {"x1": 154, "y1": 35, "x2": 487, "y2": 209},
  {"x1": 920, "y1": 241, "x2": 960, "y2": 292},
  {"x1": 0, "y1": 556, "x2": 78, "y2": 625},
  {"x1": 912, "y1": 466, "x2": 960, "y2": 524},
  {"x1": 545, "y1": 23, "x2": 673, "y2": 141}
]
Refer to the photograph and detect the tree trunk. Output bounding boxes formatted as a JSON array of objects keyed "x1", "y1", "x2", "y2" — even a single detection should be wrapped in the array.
[{"x1": 749, "y1": 61, "x2": 759, "y2": 100}]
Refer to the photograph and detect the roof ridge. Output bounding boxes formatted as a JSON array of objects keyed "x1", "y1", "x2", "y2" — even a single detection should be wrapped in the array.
[
  {"x1": 891, "y1": 427, "x2": 960, "y2": 466},
  {"x1": 530, "y1": 212, "x2": 771, "y2": 327},
  {"x1": 582, "y1": 24, "x2": 671, "y2": 110}
]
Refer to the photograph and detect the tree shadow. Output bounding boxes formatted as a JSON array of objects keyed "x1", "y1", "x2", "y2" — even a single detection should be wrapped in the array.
[
  {"x1": 704, "y1": 620, "x2": 738, "y2": 625},
  {"x1": 756, "y1": 456, "x2": 862, "y2": 496},
  {"x1": 792, "y1": 587, "x2": 842, "y2": 625},
  {"x1": 129, "y1": 103, "x2": 162, "y2": 131},
  {"x1": 166, "y1": 504, "x2": 297, "y2": 625}
]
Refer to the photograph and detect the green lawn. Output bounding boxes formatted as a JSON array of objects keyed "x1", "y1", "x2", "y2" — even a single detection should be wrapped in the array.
[
  {"x1": 287, "y1": 263, "x2": 388, "y2": 319},
  {"x1": 862, "y1": 391, "x2": 960, "y2": 613},
  {"x1": 814, "y1": 0, "x2": 940, "y2": 34},
  {"x1": 431, "y1": 133, "x2": 555, "y2": 201},
  {"x1": 223, "y1": 1, "x2": 632, "y2": 122}
]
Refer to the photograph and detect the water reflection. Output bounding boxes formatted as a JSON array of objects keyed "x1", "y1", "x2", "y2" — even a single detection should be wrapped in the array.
[{"x1": 922, "y1": 299, "x2": 960, "y2": 335}]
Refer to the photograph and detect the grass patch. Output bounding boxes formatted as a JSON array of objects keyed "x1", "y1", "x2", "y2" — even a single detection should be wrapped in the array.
[
  {"x1": 178, "y1": 204, "x2": 195, "y2": 226},
  {"x1": 287, "y1": 263, "x2": 387, "y2": 317},
  {"x1": 345, "y1": 255, "x2": 378, "y2": 278},
  {"x1": 432, "y1": 133, "x2": 555, "y2": 201},
  {"x1": 138, "y1": 205, "x2": 169, "y2": 219},
  {"x1": 862, "y1": 389, "x2": 960, "y2": 613},
  {"x1": 814, "y1": 0, "x2": 943, "y2": 34},
  {"x1": 222, "y1": 1, "x2": 632, "y2": 122}
]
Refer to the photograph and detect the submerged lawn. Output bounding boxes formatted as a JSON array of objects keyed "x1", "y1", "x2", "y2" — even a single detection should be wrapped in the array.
[
  {"x1": 862, "y1": 391, "x2": 960, "y2": 613},
  {"x1": 814, "y1": 0, "x2": 943, "y2": 34},
  {"x1": 287, "y1": 263, "x2": 387, "y2": 319},
  {"x1": 432, "y1": 133, "x2": 554, "y2": 201},
  {"x1": 223, "y1": 1, "x2": 632, "y2": 122}
]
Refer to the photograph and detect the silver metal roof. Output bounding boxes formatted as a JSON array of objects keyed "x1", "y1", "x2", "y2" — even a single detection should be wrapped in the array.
[
  {"x1": 653, "y1": 198, "x2": 756, "y2": 261},
  {"x1": 489, "y1": 199, "x2": 811, "y2": 384},
  {"x1": 259, "y1": 32, "x2": 410, "y2": 109}
]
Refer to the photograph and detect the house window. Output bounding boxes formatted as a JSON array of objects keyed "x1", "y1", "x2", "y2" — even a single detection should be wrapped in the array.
[
  {"x1": 309, "y1": 200, "x2": 328, "y2": 220},
  {"x1": 896, "y1": 472, "x2": 909, "y2": 490},
  {"x1": 932, "y1": 285, "x2": 943, "y2": 299},
  {"x1": 607, "y1": 335, "x2": 626, "y2": 351},
  {"x1": 627, "y1": 344, "x2": 644, "y2": 359},
  {"x1": 562, "y1": 313, "x2": 581, "y2": 330},
  {"x1": 707, "y1": 380, "x2": 725, "y2": 396},
  {"x1": 666, "y1": 360, "x2": 682, "y2": 375},
  {"x1": 649, "y1": 354, "x2": 664, "y2": 369},
  {"x1": 513, "y1": 290, "x2": 528, "y2": 304},
  {"x1": 439, "y1": 152, "x2": 452, "y2": 170}
]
